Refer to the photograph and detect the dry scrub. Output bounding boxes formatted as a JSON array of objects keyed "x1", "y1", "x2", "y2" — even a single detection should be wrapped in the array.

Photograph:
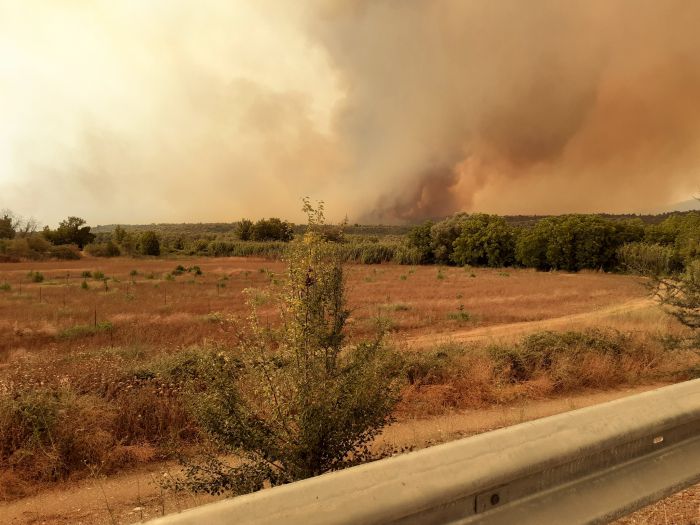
[
  {"x1": 1, "y1": 327, "x2": 697, "y2": 500},
  {"x1": 0, "y1": 258, "x2": 697, "y2": 501}
]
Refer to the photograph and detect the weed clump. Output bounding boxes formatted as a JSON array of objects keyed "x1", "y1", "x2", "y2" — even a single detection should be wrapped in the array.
[
  {"x1": 447, "y1": 305, "x2": 471, "y2": 322},
  {"x1": 0, "y1": 390, "x2": 117, "y2": 483},
  {"x1": 58, "y1": 321, "x2": 113, "y2": 339},
  {"x1": 489, "y1": 329, "x2": 639, "y2": 390},
  {"x1": 27, "y1": 271, "x2": 44, "y2": 283}
]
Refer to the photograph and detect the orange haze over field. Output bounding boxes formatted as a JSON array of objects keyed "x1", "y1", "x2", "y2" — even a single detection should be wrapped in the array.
[{"x1": 1, "y1": 1, "x2": 700, "y2": 224}]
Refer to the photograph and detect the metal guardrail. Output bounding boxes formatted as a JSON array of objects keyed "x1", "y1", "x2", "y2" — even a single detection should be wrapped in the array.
[{"x1": 149, "y1": 379, "x2": 700, "y2": 524}]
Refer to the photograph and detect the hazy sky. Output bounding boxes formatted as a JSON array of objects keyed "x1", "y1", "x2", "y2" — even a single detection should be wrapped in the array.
[{"x1": 1, "y1": 1, "x2": 699, "y2": 226}]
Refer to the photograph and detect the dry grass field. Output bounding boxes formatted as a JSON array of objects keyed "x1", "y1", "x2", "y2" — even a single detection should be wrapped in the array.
[
  {"x1": 1, "y1": 256, "x2": 699, "y2": 524},
  {"x1": 0, "y1": 256, "x2": 650, "y2": 360}
]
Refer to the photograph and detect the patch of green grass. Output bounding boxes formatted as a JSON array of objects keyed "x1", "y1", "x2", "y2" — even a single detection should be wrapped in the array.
[
  {"x1": 81, "y1": 271, "x2": 92, "y2": 278},
  {"x1": 93, "y1": 271, "x2": 105, "y2": 280},
  {"x1": 58, "y1": 321, "x2": 113, "y2": 339},
  {"x1": 447, "y1": 305, "x2": 471, "y2": 322},
  {"x1": 447, "y1": 311, "x2": 471, "y2": 322},
  {"x1": 0, "y1": 282, "x2": 10, "y2": 292},
  {"x1": 27, "y1": 271, "x2": 44, "y2": 283}
]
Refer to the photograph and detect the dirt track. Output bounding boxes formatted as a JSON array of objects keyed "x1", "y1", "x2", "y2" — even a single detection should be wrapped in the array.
[{"x1": 403, "y1": 297, "x2": 656, "y2": 347}]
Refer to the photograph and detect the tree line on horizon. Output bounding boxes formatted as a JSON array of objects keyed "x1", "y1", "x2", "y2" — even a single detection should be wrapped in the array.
[{"x1": 2, "y1": 207, "x2": 700, "y2": 275}]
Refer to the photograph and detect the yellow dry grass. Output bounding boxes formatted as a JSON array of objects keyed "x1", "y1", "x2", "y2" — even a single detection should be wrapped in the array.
[{"x1": 0, "y1": 257, "x2": 649, "y2": 362}]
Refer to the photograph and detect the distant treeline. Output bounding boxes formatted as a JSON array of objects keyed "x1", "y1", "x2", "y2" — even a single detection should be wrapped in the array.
[{"x1": 2, "y1": 209, "x2": 700, "y2": 272}]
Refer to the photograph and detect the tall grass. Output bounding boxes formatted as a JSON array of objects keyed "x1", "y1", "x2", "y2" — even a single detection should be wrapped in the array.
[{"x1": 205, "y1": 239, "x2": 422, "y2": 265}]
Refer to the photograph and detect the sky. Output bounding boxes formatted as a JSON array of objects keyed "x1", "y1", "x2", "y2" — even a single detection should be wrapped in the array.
[{"x1": 1, "y1": 1, "x2": 700, "y2": 227}]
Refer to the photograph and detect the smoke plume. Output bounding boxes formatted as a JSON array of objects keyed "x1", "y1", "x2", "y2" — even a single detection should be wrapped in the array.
[
  {"x1": 309, "y1": 0, "x2": 700, "y2": 221},
  {"x1": 2, "y1": 1, "x2": 700, "y2": 224}
]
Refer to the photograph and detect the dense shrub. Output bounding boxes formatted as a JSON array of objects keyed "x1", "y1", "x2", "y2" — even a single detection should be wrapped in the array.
[
  {"x1": 140, "y1": 231, "x2": 161, "y2": 256},
  {"x1": 250, "y1": 218, "x2": 294, "y2": 242},
  {"x1": 645, "y1": 212, "x2": 700, "y2": 265},
  {"x1": 489, "y1": 329, "x2": 633, "y2": 389},
  {"x1": 430, "y1": 214, "x2": 468, "y2": 264},
  {"x1": 515, "y1": 215, "x2": 644, "y2": 271},
  {"x1": 0, "y1": 390, "x2": 117, "y2": 481},
  {"x1": 406, "y1": 220, "x2": 434, "y2": 264},
  {"x1": 85, "y1": 241, "x2": 120, "y2": 257},
  {"x1": 0, "y1": 236, "x2": 51, "y2": 260},
  {"x1": 48, "y1": 244, "x2": 82, "y2": 260},
  {"x1": 236, "y1": 219, "x2": 253, "y2": 241},
  {"x1": 452, "y1": 214, "x2": 516, "y2": 267}
]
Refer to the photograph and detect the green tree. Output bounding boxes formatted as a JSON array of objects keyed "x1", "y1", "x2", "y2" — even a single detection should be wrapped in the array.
[
  {"x1": 515, "y1": 218, "x2": 555, "y2": 270},
  {"x1": 178, "y1": 201, "x2": 400, "y2": 495},
  {"x1": 0, "y1": 214, "x2": 15, "y2": 240},
  {"x1": 43, "y1": 217, "x2": 95, "y2": 249},
  {"x1": 452, "y1": 214, "x2": 515, "y2": 267},
  {"x1": 236, "y1": 219, "x2": 254, "y2": 241},
  {"x1": 430, "y1": 213, "x2": 468, "y2": 264},
  {"x1": 250, "y1": 218, "x2": 294, "y2": 242},
  {"x1": 406, "y1": 220, "x2": 434, "y2": 264},
  {"x1": 140, "y1": 231, "x2": 161, "y2": 256},
  {"x1": 515, "y1": 215, "x2": 633, "y2": 272},
  {"x1": 113, "y1": 225, "x2": 127, "y2": 244},
  {"x1": 646, "y1": 212, "x2": 700, "y2": 265}
]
